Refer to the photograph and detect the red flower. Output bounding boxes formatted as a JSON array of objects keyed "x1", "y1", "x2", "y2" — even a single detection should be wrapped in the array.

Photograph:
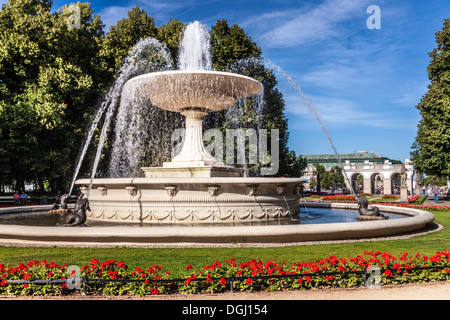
[
  {"x1": 384, "y1": 270, "x2": 393, "y2": 277},
  {"x1": 219, "y1": 278, "x2": 226, "y2": 286},
  {"x1": 185, "y1": 264, "x2": 193, "y2": 271},
  {"x1": 245, "y1": 278, "x2": 253, "y2": 285},
  {"x1": 151, "y1": 288, "x2": 159, "y2": 295}
]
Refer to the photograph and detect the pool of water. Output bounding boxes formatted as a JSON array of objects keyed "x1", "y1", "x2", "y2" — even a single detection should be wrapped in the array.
[
  {"x1": 0, "y1": 207, "x2": 406, "y2": 227},
  {"x1": 299, "y1": 207, "x2": 404, "y2": 224}
]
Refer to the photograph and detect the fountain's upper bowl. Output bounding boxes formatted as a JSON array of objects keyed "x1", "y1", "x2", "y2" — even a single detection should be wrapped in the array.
[{"x1": 125, "y1": 70, "x2": 263, "y2": 113}]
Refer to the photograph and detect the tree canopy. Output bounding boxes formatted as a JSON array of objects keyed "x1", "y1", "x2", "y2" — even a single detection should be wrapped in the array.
[
  {"x1": 0, "y1": 0, "x2": 104, "y2": 191},
  {"x1": 411, "y1": 18, "x2": 450, "y2": 180}
]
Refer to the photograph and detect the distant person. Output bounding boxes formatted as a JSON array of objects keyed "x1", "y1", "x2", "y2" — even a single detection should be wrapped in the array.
[
  {"x1": 433, "y1": 184, "x2": 440, "y2": 203},
  {"x1": 56, "y1": 191, "x2": 62, "y2": 203},
  {"x1": 19, "y1": 191, "x2": 28, "y2": 205},
  {"x1": 13, "y1": 191, "x2": 20, "y2": 206}
]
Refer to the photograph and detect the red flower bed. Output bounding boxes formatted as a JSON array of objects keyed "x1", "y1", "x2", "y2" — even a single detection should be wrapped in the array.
[
  {"x1": 2, "y1": 251, "x2": 450, "y2": 296},
  {"x1": 379, "y1": 203, "x2": 450, "y2": 210},
  {"x1": 321, "y1": 195, "x2": 355, "y2": 201}
]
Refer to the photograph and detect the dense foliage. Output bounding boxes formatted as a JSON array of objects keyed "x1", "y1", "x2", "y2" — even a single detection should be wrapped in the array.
[
  {"x1": 308, "y1": 164, "x2": 345, "y2": 191},
  {"x1": 411, "y1": 18, "x2": 450, "y2": 180}
]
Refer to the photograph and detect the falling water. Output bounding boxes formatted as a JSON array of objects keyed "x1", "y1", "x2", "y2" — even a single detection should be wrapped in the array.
[
  {"x1": 108, "y1": 39, "x2": 175, "y2": 177},
  {"x1": 264, "y1": 58, "x2": 356, "y2": 195},
  {"x1": 219, "y1": 57, "x2": 266, "y2": 176},
  {"x1": 68, "y1": 38, "x2": 173, "y2": 196},
  {"x1": 178, "y1": 21, "x2": 212, "y2": 71}
]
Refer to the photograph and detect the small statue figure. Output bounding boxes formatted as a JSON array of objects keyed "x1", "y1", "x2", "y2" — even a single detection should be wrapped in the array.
[
  {"x1": 354, "y1": 194, "x2": 388, "y2": 220},
  {"x1": 61, "y1": 195, "x2": 90, "y2": 227},
  {"x1": 50, "y1": 193, "x2": 70, "y2": 213},
  {"x1": 400, "y1": 164, "x2": 407, "y2": 187}
]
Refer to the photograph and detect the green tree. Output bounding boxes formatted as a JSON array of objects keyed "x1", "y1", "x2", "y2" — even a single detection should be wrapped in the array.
[
  {"x1": 312, "y1": 164, "x2": 326, "y2": 193},
  {"x1": 99, "y1": 6, "x2": 157, "y2": 77},
  {"x1": 411, "y1": 18, "x2": 450, "y2": 180},
  {"x1": 0, "y1": 0, "x2": 105, "y2": 191},
  {"x1": 210, "y1": 19, "x2": 262, "y2": 71},
  {"x1": 321, "y1": 166, "x2": 345, "y2": 190}
]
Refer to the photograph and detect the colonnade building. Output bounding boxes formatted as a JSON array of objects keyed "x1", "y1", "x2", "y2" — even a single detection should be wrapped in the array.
[{"x1": 301, "y1": 151, "x2": 415, "y2": 195}]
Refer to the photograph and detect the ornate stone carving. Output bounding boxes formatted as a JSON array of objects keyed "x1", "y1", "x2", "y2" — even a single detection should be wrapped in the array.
[
  {"x1": 94, "y1": 209, "x2": 104, "y2": 219},
  {"x1": 125, "y1": 186, "x2": 138, "y2": 197},
  {"x1": 207, "y1": 185, "x2": 220, "y2": 197},
  {"x1": 105, "y1": 210, "x2": 118, "y2": 220},
  {"x1": 236, "y1": 208, "x2": 250, "y2": 220},
  {"x1": 194, "y1": 209, "x2": 211, "y2": 220},
  {"x1": 153, "y1": 210, "x2": 171, "y2": 221},
  {"x1": 274, "y1": 207, "x2": 283, "y2": 216},
  {"x1": 276, "y1": 185, "x2": 285, "y2": 195},
  {"x1": 251, "y1": 208, "x2": 265, "y2": 219},
  {"x1": 119, "y1": 210, "x2": 133, "y2": 220},
  {"x1": 133, "y1": 209, "x2": 152, "y2": 220},
  {"x1": 247, "y1": 185, "x2": 258, "y2": 196},
  {"x1": 215, "y1": 208, "x2": 232, "y2": 220},
  {"x1": 174, "y1": 209, "x2": 193, "y2": 220},
  {"x1": 97, "y1": 186, "x2": 108, "y2": 196},
  {"x1": 164, "y1": 185, "x2": 178, "y2": 198},
  {"x1": 264, "y1": 208, "x2": 279, "y2": 218}
]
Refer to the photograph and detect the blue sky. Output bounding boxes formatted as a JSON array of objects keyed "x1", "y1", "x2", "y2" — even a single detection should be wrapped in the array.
[{"x1": 4, "y1": 0, "x2": 450, "y2": 162}]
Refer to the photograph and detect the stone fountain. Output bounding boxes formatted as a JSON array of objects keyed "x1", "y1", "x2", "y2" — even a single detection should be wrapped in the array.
[
  {"x1": 75, "y1": 22, "x2": 304, "y2": 224},
  {"x1": 0, "y1": 22, "x2": 435, "y2": 245}
]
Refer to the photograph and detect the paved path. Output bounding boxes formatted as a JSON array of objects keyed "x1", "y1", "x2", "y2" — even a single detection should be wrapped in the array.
[{"x1": 423, "y1": 194, "x2": 450, "y2": 206}]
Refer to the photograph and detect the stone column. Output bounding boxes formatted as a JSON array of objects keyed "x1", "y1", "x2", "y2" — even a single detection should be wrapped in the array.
[
  {"x1": 383, "y1": 177, "x2": 392, "y2": 195},
  {"x1": 363, "y1": 178, "x2": 371, "y2": 194},
  {"x1": 400, "y1": 185, "x2": 409, "y2": 203}
]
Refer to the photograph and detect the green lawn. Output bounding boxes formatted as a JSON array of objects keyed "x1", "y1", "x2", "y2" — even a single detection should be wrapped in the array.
[{"x1": 0, "y1": 209, "x2": 449, "y2": 277}]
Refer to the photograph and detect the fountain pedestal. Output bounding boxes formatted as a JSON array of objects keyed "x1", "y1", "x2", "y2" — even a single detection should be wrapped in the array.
[
  {"x1": 400, "y1": 185, "x2": 409, "y2": 203},
  {"x1": 142, "y1": 106, "x2": 243, "y2": 178}
]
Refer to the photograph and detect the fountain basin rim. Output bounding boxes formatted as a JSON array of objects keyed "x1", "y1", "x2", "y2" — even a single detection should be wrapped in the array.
[
  {"x1": 75, "y1": 177, "x2": 306, "y2": 185},
  {"x1": 125, "y1": 69, "x2": 263, "y2": 88},
  {"x1": 0, "y1": 204, "x2": 435, "y2": 246},
  {"x1": 124, "y1": 70, "x2": 263, "y2": 113}
]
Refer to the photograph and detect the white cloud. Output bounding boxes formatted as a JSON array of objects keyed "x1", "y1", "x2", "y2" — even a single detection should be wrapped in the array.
[
  {"x1": 284, "y1": 93, "x2": 413, "y2": 130},
  {"x1": 256, "y1": 0, "x2": 371, "y2": 48}
]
